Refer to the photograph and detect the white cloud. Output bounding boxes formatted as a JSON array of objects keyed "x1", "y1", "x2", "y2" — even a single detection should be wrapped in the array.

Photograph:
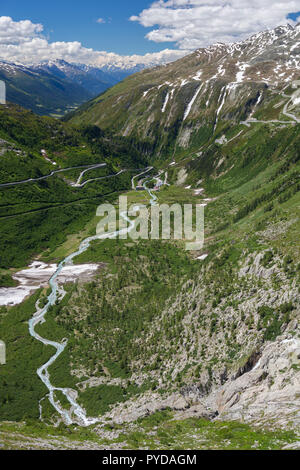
[
  {"x1": 0, "y1": 16, "x2": 186, "y2": 68},
  {"x1": 1, "y1": 3, "x2": 298, "y2": 70},
  {"x1": 0, "y1": 16, "x2": 43, "y2": 45},
  {"x1": 130, "y1": 0, "x2": 300, "y2": 49}
]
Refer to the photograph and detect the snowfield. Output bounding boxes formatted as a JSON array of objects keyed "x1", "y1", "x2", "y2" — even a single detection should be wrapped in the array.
[{"x1": 0, "y1": 261, "x2": 100, "y2": 306}]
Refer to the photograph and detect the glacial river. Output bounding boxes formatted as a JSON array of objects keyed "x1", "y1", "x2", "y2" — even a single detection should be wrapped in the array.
[{"x1": 28, "y1": 174, "x2": 157, "y2": 426}]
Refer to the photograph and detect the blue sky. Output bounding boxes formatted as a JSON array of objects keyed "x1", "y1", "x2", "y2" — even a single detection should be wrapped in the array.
[
  {"x1": 0, "y1": 1, "x2": 299, "y2": 66},
  {"x1": 0, "y1": 0, "x2": 169, "y2": 55},
  {"x1": 288, "y1": 11, "x2": 300, "y2": 21}
]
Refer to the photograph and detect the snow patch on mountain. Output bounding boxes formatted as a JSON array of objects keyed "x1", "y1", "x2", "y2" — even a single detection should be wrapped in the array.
[
  {"x1": 162, "y1": 92, "x2": 170, "y2": 113},
  {"x1": 183, "y1": 84, "x2": 203, "y2": 120}
]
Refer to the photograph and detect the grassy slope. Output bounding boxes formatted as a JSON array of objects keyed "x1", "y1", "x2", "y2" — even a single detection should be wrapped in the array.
[
  {"x1": 67, "y1": 50, "x2": 300, "y2": 165},
  {"x1": 0, "y1": 410, "x2": 298, "y2": 450},
  {"x1": 0, "y1": 104, "x2": 148, "y2": 271}
]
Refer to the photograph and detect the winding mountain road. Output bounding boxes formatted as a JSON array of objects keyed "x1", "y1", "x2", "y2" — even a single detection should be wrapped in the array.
[
  {"x1": 242, "y1": 87, "x2": 300, "y2": 127},
  {"x1": 0, "y1": 163, "x2": 107, "y2": 188},
  {"x1": 73, "y1": 169, "x2": 126, "y2": 188},
  {"x1": 282, "y1": 97, "x2": 300, "y2": 123},
  {"x1": 71, "y1": 163, "x2": 107, "y2": 186},
  {"x1": 131, "y1": 166, "x2": 153, "y2": 189}
]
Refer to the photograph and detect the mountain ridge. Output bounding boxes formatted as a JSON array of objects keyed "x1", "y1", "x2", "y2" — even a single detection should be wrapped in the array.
[{"x1": 68, "y1": 23, "x2": 300, "y2": 160}]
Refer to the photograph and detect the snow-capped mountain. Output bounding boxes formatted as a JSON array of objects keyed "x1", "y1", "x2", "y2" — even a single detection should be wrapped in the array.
[
  {"x1": 0, "y1": 60, "x2": 93, "y2": 116},
  {"x1": 68, "y1": 23, "x2": 300, "y2": 156},
  {"x1": 30, "y1": 59, "x2": 145, "y2": 93},
  {"x1": 0, "y1": 59, "x2": 143, "y2": 116},
  {"x1": 30, "y1": 60, "x2": 121, "y2": 96},
  {"x1": 193, "y1": 23, "x2": 300, "y2": 84}
]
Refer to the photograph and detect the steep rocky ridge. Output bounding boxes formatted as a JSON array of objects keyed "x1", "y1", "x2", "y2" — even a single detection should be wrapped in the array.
[{"x1": 69, "y1": 24, "x2": 300, "y2": 159}]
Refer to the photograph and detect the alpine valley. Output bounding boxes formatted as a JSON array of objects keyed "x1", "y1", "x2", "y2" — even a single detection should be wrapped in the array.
[
  {"x1": 0, "y1": 59, "x2": 141, "y2": 117},
  {"x1": 0, "y1": 24, "x2": 299, "y2": 450}
]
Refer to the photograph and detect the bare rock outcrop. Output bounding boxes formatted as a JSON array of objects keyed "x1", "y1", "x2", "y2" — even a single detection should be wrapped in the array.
[{"x1": 178, "y1": 333, "x2": 300, "y2": 430}]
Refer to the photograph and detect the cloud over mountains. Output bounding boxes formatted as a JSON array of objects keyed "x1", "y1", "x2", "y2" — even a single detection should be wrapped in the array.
[
  {"x1": 0, "y1": 2, "x2": 299, "y2": 69},
  {"x1": 130, "y1": 0, "x2": 300, "y2": 49},
  {"x1": 0, "y1": 16, "x2": 186, "y2": 68}
]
